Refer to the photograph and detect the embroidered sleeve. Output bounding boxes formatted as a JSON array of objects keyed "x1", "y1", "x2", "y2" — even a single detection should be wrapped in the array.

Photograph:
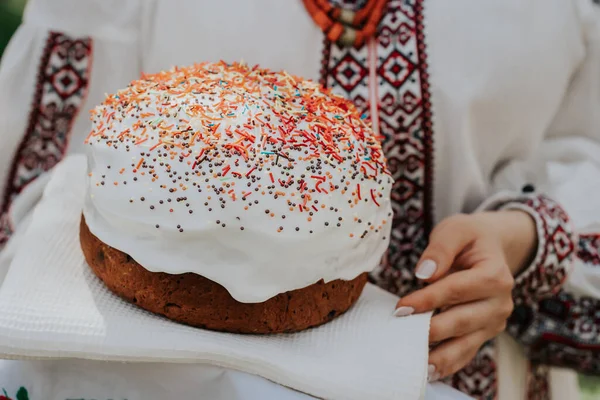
[
  {"x1": 507, "y1": 290, "x2": 600, "y2": 374},
  {"x1": 482, "y1": 193, "x2": 600, "y2": 374},
  {"x1": 505, "y1": 233, "x2": 600, "y2": 373},
  {"x1": 495, "y1": 193, "x2": 576, "y2": 304}
]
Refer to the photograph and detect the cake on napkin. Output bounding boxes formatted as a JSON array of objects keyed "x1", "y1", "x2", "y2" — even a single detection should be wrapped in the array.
[{"x1": 81, "y1": 61, "x2": 393, "y2": 333}]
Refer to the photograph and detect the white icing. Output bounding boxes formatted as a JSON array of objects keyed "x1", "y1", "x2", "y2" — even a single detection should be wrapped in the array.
[{"x1": 83, "y1": 62, "x2": 393, "y2": 303}]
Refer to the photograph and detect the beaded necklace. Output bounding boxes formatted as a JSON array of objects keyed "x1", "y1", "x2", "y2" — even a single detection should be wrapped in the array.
[{"x1": 302, "y1": 0, "x2": 388, "y2": 47}]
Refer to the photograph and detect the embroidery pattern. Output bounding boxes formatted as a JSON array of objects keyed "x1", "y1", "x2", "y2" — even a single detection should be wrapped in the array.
[
  {"x1": 499, "y1": 195, "x2": 576, "y2": 303},
  {"x1": 578, "y1": 234, "x2": 600, "y2": 266},
  {"x1": 443, "y1": 341, "x2": 497, "y2": 399},
  {"x1": 320, "y1": 0, "x2": 434, "y2": 298},
  {"x1": 526, "y1": 364, "x2": 550, "y2": 400},
  {"x1": 0, "y1": 32, "x2": 92, "y2": 245},
  {"x1": 509, "y1": 291, "x2": 600, "y2": 375}
]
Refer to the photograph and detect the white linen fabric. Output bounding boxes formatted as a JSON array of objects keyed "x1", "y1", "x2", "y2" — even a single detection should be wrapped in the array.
[{"x1": 0, "y1": 360, "x2": 471, "y2": 400}]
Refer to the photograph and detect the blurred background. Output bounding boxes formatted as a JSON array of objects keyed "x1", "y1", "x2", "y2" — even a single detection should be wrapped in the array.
[
  {"x1": 0, "y1": 0, "x2": 599, "y2": 398},
  {"x1": 0, "y1": 0, "x2": 26, "y2": 58}
]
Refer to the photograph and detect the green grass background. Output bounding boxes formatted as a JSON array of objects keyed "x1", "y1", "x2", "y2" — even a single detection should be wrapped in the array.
[
  {"x1": 580, "y1": 374, "x2": 600, "y2": 400},
  {"x1": 0, "y1": 0, "x2": 599, "y2": 398},
  {"x1": 0, "y1": 0, "x2": 26, "y2": 60}
]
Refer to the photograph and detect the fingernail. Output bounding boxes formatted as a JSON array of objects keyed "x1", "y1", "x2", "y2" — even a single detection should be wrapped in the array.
[
  {"x1": 393, "y1": 306, "x2": 414, "y2": 317},
  {"x1": 415, "y1": 259, "x2": 437, "y2": 279},
  {"x1": 427, "y1": 364, "x2": 440, "y2": 382},
  {"x1": 427, "y1": 364, "x2": 436, "y2": 377}
]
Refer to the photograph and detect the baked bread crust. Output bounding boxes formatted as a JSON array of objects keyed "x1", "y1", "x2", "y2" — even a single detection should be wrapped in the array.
[{"x1": 80, "y1": 216, "x2": 367, "y2": 334}]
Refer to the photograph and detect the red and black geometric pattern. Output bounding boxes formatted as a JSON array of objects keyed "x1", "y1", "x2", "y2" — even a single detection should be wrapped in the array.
[
  {"x1": 0, "y1": 32, "x2": 92, "y2": 245},
  {"x1": 509, "y1": 290, "x2": 600, "y2": 376},
  {"x1": 578, "y1": 234, "x2": 600, "y2": 266},
  {"x1": 320, "y1": 0, "x2": 434, "y2": 298},
  {"x1": 526, "y1": 364, "x2": 550, "y2": 400},
  {"x1": 498, "y1": 195, "x2": 576, "y2": 304},
  {"x1": 443, "y1": 341, "x2": 497, "y2": 400}
]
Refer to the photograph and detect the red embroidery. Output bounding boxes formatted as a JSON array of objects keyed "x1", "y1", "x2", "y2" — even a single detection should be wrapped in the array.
[
  {"x1": 443, "y1": 341, "x2": 497, "y2": 399},
  {"x1": 0, "y1": 32, "x2": 92, "y2": 245},
  {"x1": 578, "y1": 234, "x2": 600, "y2": 266},
  {"x1": 526, "y1": 364, "x2": 550, "y2": 400},
  {"x1": 509, "y1": 291, "x2": 600, "y2": 378},
  {"x1": 320, "y1": 0, "x2": 434, "y2": 297},
  {"x1": 514, "y1": 195, "x2": 575, "y2": 302}
]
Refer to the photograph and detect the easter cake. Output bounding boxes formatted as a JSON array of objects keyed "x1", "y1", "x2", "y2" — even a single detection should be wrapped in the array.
[{"x1": 81, "y1": 62, "x2": 392, "y2": 333}]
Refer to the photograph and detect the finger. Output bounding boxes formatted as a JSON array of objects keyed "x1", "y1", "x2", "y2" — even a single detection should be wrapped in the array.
[
  {"x1": 394, "y1": 264, "x2": 513, "y2": 314},
  {"x1": 428, "y1": 329, "x2": 492, "y2": 381},
  {"x1": 415, "y1": 214, "x2": 478, "y2": 282},
  {"x1": 429, "y1": 297, "x2": 510, "y2": 343}
]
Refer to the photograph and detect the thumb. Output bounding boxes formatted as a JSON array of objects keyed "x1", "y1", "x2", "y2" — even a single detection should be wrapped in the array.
[{"x1": 415, "y1": 214, "x2": 477, "y2": 282}]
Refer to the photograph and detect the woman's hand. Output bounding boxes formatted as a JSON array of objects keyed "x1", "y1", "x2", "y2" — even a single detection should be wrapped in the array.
[{"x1": 393, "y1": 210, "x2": 537, "y2": 381}]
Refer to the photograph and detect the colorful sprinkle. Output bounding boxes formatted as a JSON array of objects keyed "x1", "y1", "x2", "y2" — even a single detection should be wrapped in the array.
[{"x1": 87, "y1": 61, "x2": 392, "y2": 235}]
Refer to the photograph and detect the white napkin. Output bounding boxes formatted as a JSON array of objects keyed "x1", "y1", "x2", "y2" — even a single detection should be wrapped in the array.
[{"x1": 0, "y1": 155, "x2": 432, "y2": 400}]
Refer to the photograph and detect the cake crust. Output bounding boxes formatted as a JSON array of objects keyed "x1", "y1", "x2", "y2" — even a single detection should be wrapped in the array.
[{"x1": 80, "y1": 216, "x2": 367, "y2": 334}]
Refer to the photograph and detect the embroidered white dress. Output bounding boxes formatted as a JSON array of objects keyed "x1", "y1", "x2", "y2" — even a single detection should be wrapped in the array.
[{"x1": 0, "y1": 0, "x2": 599, "y2": 399}]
